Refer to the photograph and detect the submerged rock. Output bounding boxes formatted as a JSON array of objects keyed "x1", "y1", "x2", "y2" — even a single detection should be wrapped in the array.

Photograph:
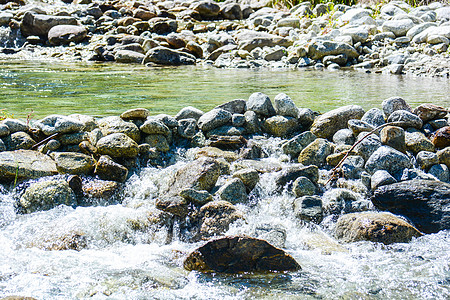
[
  {"x1": 197, "y1": 200, "x2": 243, "y2": 239},
  {"x1": 183, "y1": 236, "x2": 301, "y2": 273}
]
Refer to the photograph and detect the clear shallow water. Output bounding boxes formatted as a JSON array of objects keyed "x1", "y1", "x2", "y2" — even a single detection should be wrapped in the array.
[
  {"x1": 0, "y1": 139, "x2": 449, "y2": 299},
  {"x1": 0, "y1": 60, "x2": 449, "y2": 119}
]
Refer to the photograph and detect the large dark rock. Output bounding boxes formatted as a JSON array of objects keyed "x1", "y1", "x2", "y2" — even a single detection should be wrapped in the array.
[
  {"x1": 183, "y1": 236, "x2": 301, "y2": 273},
  {"x1": 48, "y1": 25, "x2": 87, "y2": 45},
  {"x1": 143, "y1": 46, "x2": 196, "y2": 66},
  {"x1": 372, "y1": 180, "x2": 450, "y2": 233},
  {"x1": 20, "y1": 12, "x2": 78, "y2": 37}
]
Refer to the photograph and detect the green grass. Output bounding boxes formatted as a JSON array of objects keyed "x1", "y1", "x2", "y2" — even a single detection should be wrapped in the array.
[{"x1": 268, "y1": 0, "x2": 447, "y2": 9}]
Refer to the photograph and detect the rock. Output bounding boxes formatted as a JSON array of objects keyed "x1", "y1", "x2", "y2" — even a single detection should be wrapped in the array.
[
  {"x1": 154, "y1": 114, "x2": 178, "y2": 128},
  {"x1": 407, "y1": 23, "x2": 437, "y2": 39},
  {"x1": 263, "y1": 115, "x2": 299, "y2": 137},
  {"x1": 432, "y1": 126, "x2": 450, "y2": 149},
  {"x1": 335, "y1": 212, "x2": 422, "y2": 244},
  {"x1": 371, "y1": 170, "x2": 397, "y2": 190},
  {"x1": 180, "y1": 188, "x2": 212, "y2": 205},
  {"x1": 143, "y1": 46, "x2": 196, "y2": 66},
  {"x1": 0, "y1": 150, "x2": 57, "y2": 181},
  {"x1": 140, "y1": 119, "x2": 170, "y2": 136},
  {"x1": 68, "y1": 114, "x2": 97, "y2": 132},
  {"x1": 20, "y1": 12, "x2": 78, "y2": 37},
  {"x1": 207, "y1": 135, "x2": 246, "y2": 151},
  {"x1": 156, "y1": 196, "x2": 188, "y2": 217},
  {"x1": 48, "y1": 25, "x2": 87, "y2": 45},
  {"x1": 2, "y1": 118, "x2": 28, "y2": 133},
  {"x1": 322, "y1": 188, "x2": 361, "y2": 215},
  {"x1": 82, "y1": 179, "x2": 122, "y2": 202},
  {"x1": 232, "y1": 168, "x2": 259, "y2": 191},
  {"x1": 143, "y1": 134, "x2": 169, "y2": 152},
  {"x1": 354, "y1": 133, "x2": 382, "y2": 161},
  {"x1": 380, "y1": 126, "x2": 406, "y2": 152},
  {"x1": 215, "y1": 99, "x2": 246, "y2": 115},
  {"x1": 177, "y1": 118, "x2": 198, "y2": 139},
  {"x1": 58, "y1": 132, "x2": 87, "y2": 145},
  {"x1": 381, "y1": 97, "x2": 412, "y2": 118},
  {"x1": 382, "y1": 19, "x2": 415, "y2": 37},
  {"x1": 372, "y1": 180, "x2": 450, "y2": 233},
  {"x1": 34, "y1": 115, "x2": 84, "y2": 135},
  {"x1": 275, "y1": 165, "x2": 319, "y2": 191},
  {"x1": 115, "y1": 50, "x2": 145, "y2": 64},
  {"x1": 310, "y1": 105, "x2": 365, "y2": 139},
  {"x1": 246, "y1": 92, "x2": 275, "y2": 117},
  {"x1": 197, "y1": 201, "x2": 243, "y2": 239},
  {"x1": 282, "y1": 131, "x2": 317, "y2": 157},
  {"x1": 293, "y1": 195, "x2": 323, "y2": 223},
  {"x1": 413, "y1": 104, "x2": 448, "y2": 122},
  {"x1": 365, "y1": 146, "x2": 412, "y2": 177},
  {"x1": 387, "y1": 110, "x2": 423, "y2": 129},
  {"x1": 198, "y1": 109, "x2": 232, "y2": 132},
  {"x1": 332, "y1": 129, "x2": 355, "y2": 145},
  {"x1": 183, "y1": 235, "x2": 301, "y2": 273},
  {"x1": 205, "y1": 125, "x2": 244, "y2": 138},
  {"x1": 94, "y1": 155, "x2": 128, "y2": 182},
  {"x1": 97, "y1": 116, "x2": 140, "y2": 142},
  {"x1": 3, "y1": 132, "x2": 35, "y2": 151},
  {"x1": 175, "y1": 106, "x2": 204, "y2": 121},
  {"x1": 348, "y1": 119, "x2": 374, "y2": 136},
  {"x1": 120, "y1": 108, "x2": 150, "y2": 120},
  {"x1": 307, "y1": 40, "x2": 359, "y2": 60},
  {"x1": 264, "y1": 48, "x2": 286, "y2": 61},
  {"x1": 292, "y1": 176, "x2": 316, "y2": 197},
  {"x1": 217, "y1": 178, "x2": 247, "y2": 204},
  {"x1": 237, "y1": 30, "x2": 292, "y2": 52},
  {"x1": 148, "y1": 18, "x2": 177, "y2": 34},
  {"x1": 298, "y1": 138, "x2": 333, "y2": 167},
  {"x1": 19, "y1": 180, "x2": 76, "y2": 214},
  {"x1": 0, "y1": 12, "x2": 13, "y2": 27},
  {"x1": 428, "y1": 164, "x2": 449, "y2": 182},
  {"x1": 273, "y1": 93, "x2": 298, "y2": 117},
  {"x1": 220, "y1": 3, "x2": 243, "y2": 20},
  {"x1": 405, "y1": 131, "x2": 434, "y2": 154},
  {"x1": 341, "y1": 27, "x2": 369, "y2": 43},
  {"x1": 0, "y1": 124, "x2": 10, "y2": 137},
  {"x1": 195, "y1": 146, "x2": 238, "y2": 163},
  {"x1": 192, "y1": 0, "x2": 220, "y2": 19},
  {"x1": 96, "y1": 133, "x2": 139, "y2": 158},
  {"x1": 416, "y1": 151, "x2": 439, "y2": 170},
  {"x1": 243, "y1": 110, "x2": 261, "y2": 134},
  {"x1": 252, "y1": 225, "x2": 286, "y2": 249},
  {"x1": 437, "y1": 147, "x2": 450, "y2": 168},
  {"x1": 51, "y1": 152, "x2": 95, "y2": 175}
]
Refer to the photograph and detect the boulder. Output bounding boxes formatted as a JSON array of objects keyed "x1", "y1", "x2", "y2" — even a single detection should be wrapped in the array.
[
  {"x1": 143, "y1": 47, "x2": 196, "y2": 66},
  {"x1": 292, "y1": 176, "x2": 316, "y2": 197},
  {"x1": 183, "y1": 236, "x2": 301, "y2": 273},
  {"x1": 361, "y1": 108, "x2": 385, "y2": 127},
  {"x1": 96, "y1": 133, "x2": 139, "y2": 158},
  {"x1": 348, "y1": 119, "x2": 374, "y2": 136},
  {"x1": 437, "y1": 146, "x2": 450, "y2": 168},
  {"x1": 155, "y1": 196, "x2": 188, "y2": 217},
  {"x1": 275, "y1": 164, "x2": 319, "y2": 190},
  {"x1": 19, "y1": 180, "x2": 76, "y2": 213},
  {"x1": 382, "y1": 19, "x2": 415, "y2": 37},
  {"x1": 177, "y1": 118, "x2": 198, "y2": 139},
  {"x1": 179, "y1": 188, "x2": 213, "y2": 205},
  {"x1": 82, "y1": 179, "x2": 122, "y2": 203},
  {"x1": 3, "y1": 132, "x2": 35, "y2": 151},
  {"x1": 371, "y1": 169, "x2": 397, "y2": 190},
  {"x1": 307, "y1": 40, "x2": 359, "y2": 60},
  {"x1": 298, "y1": 138, "x2": 333, "y2": 167},
  {"x1": 365, "y1": 146, "x2": 412, "y2": 176},
  {"x1": 51, "y1": 152, "x2": 95, "y2": 175},
  {"x1": 263, "y1": 115, "x2": 299, "y2": 137},
  {"x1": 48, "y1": 25, "x2": 87, "y2": 45},
  {"x1": 282, "y1": 131, "x2": 317, "y2": 157},
  {"x1": 232, "y1": 168, "x2": 259, "y2": 191},
  {"x1": 120, "y1": 108, "x2": 150, "y2": 120},
  {"x1": 220, "y1": 3, "x2": 243, "y2": 20},
  {"x1": 143, "y1": 134, "x2": 170, "y2": 152},
  {"x1": 354, "y1": 133, "x2": 382, "y2": 161},
  {"x1": 192, "y1": 0, "x2": 221, "y2": 19},
  {"x1": 140, "y1": 119, "x2": 170, "y2": 136},
  {"x1": 198, "y1": 109, "x2": 232, "y2": 132},
  {"x1": 246, "y1": 92, "x2": 275, "y2": 117},
  {"x1": 197, "y1": 200, "x2": 243, "y2": 239},
  {"x1": 293, "y1": 195, "x2": 323, "y2": 223},
  {"x1": 310, "y1": 105, "x2": 365, "y2": 139},
  {"x1": 413, "y1": 104, "x2": 448, "y2": 122},
  {"x1": 20, "y1": 12, "x2": 78, "y2": 37},
  {"x1": 94, "y1": 155, "x2": 128, "y2": 182},
  {"x1": 217, "y1": 178, "x2": 247, "y2": 204},
  {"x1": 2, "y1": 118, "x2": 28, "y2": 133},
  {"x1": 416, "y1": 151, "x2": 439, "y2": 170},
  {"x1": 114, "y1": 50, "x2": 145, "y2": 64},
  {"x1": 34, "y1": 115, "x2": 84, "y2": 135},
  {"x1": 335, "y1": 212, "x2": 422, "y2": 244},
  {"x1": 273, "y1": 93, "x2": 298, "y2": 117},
  {"x1": 380, "y1": 126, "x2": 406, "y2": 152},
  {"x1": 387, "y1": 110, "x2": 423, "y2": 129},
  {"x1": 381, "y1": 97, "x2": 412, "y2": 118},
  {"x1": 175, "y1": 106, "x2": 204, "y2": 121},
  {"x1": 0, "y1": 150, "x2": 57, "y2": 181},
  {"x1": 405, "y1": 131, "x2": 434, "y2": 154},
  {"x1": 215, "y1": 99, "x2": 246, "y2": 114},
  {"x1": 432, "y1": 126, "x2": 450, "y2": 149},
  {"x1": 97, "y1": 116, "x2": 140, "y2": 142},
  {"x1": 372, "y1": 180, "x2": 450, "y2": 233},
  {"x1": 237, "y1": 30, "x2": 292, "y2": 52}
]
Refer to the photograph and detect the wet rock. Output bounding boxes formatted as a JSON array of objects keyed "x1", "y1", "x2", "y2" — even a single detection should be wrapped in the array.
[
  {"x1": 220, "y1": 3, "x2": 243, "y2": 20},
  {"x1": 432, "y1": 126, "x2": 450, "y2": 149},
  {"x1": 416, "y1": 151, "x2": 439, "y2": 170},
  {"x1": 273, "y1": 93, "x2": 298, "y2": 118},
  {"x1": 292, "y1": 176, "x2": 316, "y2": 197},
  {"x1": 177, "y1": 118, "x2": 198, "y2": 139},
  {"x1": 332, "y1": 129, "x2": 355, "y2": 145},
  {"x1": 371, "y1": 170, "x2": 397, "y2": 190},
  {"x1": 380, "y1": 126, "x2": 406, "y2": 152},
  {"x1": 387, "y1": 110, "x2": 423, "y2": 129},
  {"x1": 243, "y1": 111, "x2": 261, "y2": 134},
  {"x1": 50, "y1": 152, "x2": 95, "y2": 175},
  {"x1": 205, "y1": 125, "x2": 244, "y2": 138},
  {"x1": 252, "y1": 225, "x2": 286, "y2": 249},
  {"x1": 437, "y1": 146, "x2": 450, "y2": 168},
  {"x1": 310, "y1": 105, "x2": 365, "y2": 139},
  {"x1": 405, "y1": 131, "x2": 434, "y2": 154},
  {"x1": 156, "y1": 196, "x2": 188, "y2": 217},
  {"x1": 81, "y1": 179, "x2": 122, "y2": 202},
  {"x1": 307, "y1": 40, "x2": 359, "y2": 60},
  {"x1": 183, "y1": 235, "x2": 301, "y2": 273},
  {"x1": 372, "y1": 180, "x2": 450, "y2": 233},
  {"x1": 293, "y1": 195, "x2": 323, "y2": 223},
  {"x1": 413, "y1": 104, "x2": 448, "y2": 122},
  {"x1": 97, "y1": 116, "x2": 140, "y2": 142},
  {"x1": 20, "y1": 12, "x2": 78, "y2": 37},
  {"x1": 322, "y1": 188, "x2": 360, "y2": 215},
  {"x1": 354, "y1": 133, "x2": 382, "y2": 161},
  {"x1": 429, "y1": 164, "x2": 449, "y2": 182},
  {"x1": 335, "y1": 212, "x2": 422, "y2": 244},
  {"x1": 48, "y1": 25, "x2": 87, "y2": 45},
  {"x1": 246, "y1": 92, "x2": 275, "y2": 117},
  {"x1": 207, "y1": 135, "x2": 246, "y2": 150},
  {"x1": 263, "y1": 115, "x2": 299, "y2": 137},
  {"x1": 232, "y1": 168, "x2": 259, "y2": 191},
  {"x1": 143, "y1": 134, "x2": 169, "y2": 152},
  {"x1": 115, "y1": 50, "x2": 145, "y2": 64},
  {"x1": 120, "y1": 108, "x2": 150, "y2": 120},
  {"x1": 2, "y1": 119, "x2": 28, "y2": 133},
  {"x1": 3, "y1": 132, "x2": 35, "y2": 151},
  {"x1": 198, "y1": 109, "x2": 232, "y2": 132},
  {"x1": 58, "y1": 132, "x2": 87, "y2": 145},
  {"x1": 217, "y1": 177, "x2": 247, "y2": 204},
  {"x1": 0, "y1": 123, "x2": 10, "y2": 137},
  {"x1": 96, "y1": 133, "x2": 139, "y2": 158},
  {"x1": 144, "y1": 46, "x2": 196, "y2": 66},
  {"x1": 197, "y1": 201, "x2": 243, "y2": 239},
  {"x1": 175, "y1": 106, "x2": 204, "y2": 121},
  {"x1": 365, "y1": 146, "x2": 412, "y2": 177},
  {"x1": 19, "y1": 180, "x2": 76, "y2": 214},
  {"x1": 94, "y1": 155, "x2": 128, "y2": 182},
  {"x1": 34, "y1": 115, "x2": 84, "y2": 136},
  {"x1": 148, "y1": 18, "x2": 177, "y2": 34},
  {"x1": 194, "y1": 146, "x2": 238, "y2": 163},
  {"x1": 215, "y1": 99, "x2": 246, "y2": 115},
  {"x1": 298, "y1": 138, "x2": 333, "y2": 167},
  {"x1": 38, "y1": 231, "x2": 87, "y2": 251},
  {"x1": 180, "y1": 188, "x2": 212, "y2": 205},
  {"x1": 140, "y1": 119, "x2": 170, "y2": 136},
  {"x1": 381, "y1": 97, "x2": 412, "y2": 119},
  {"x1": 282, "y1": 131, "x2": 317, "y2": 157},
  {"x1": 275, "y1": 164, "x2": 319, "y2": 191},
  {"x1": 192, "y1": 0, "x2": 220, "y2": 19},
  {"x1": 0, "y1": 150, "x2": 57, "y2": 181}
]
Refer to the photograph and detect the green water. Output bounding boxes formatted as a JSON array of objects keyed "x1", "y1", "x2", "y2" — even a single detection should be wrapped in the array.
[{"x1": 0, "y1": 60, "x2": 449, "y2": 119}]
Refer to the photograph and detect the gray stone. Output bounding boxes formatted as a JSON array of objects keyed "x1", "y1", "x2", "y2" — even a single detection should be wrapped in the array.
[
  {"x1": 51, "y1": 152, "x2": 95, "y2": 175},
  {"x1": 253, "y1": 225, "x2": 286, "y2": 249},
  {"x1": 34, "y1": 115, "x2": 84, "y2": 136},
  {"x1": 205, "y1": 125, "x2": 245, "y2": 138},
  {"x1": 333, "y1": 129, "x2": 355, "y2": 145},
  {"x1": 341, "y1": 155, "x2": 365, "y2": 179},
  {"x1": 177, "y1": 118, "x2": 198, "y2": 139},
  {"x1": 232, "y1": 114, "x2": 245, "y2": 127},
  {"x1": 192, "y1": 0, "x2": 220, "y2": 18},
  {"x1": 154, "y1": 114, "x2": 178, "y2": 128},
  {"x1": 115, "y1": 50, "x2": 145, "y2": 64},
  {"x1": 273, "y1": 93, "x2": 298, "y2": 117},
  {"x1": 246, "y1": 92, "x2": 275, "y2": 117},
  {"x1": 263, "y1": 115, "x2": 299, "y2": 137},
  {"x1": 380, "y1": 126, "x2": 406, "y2": 152},
  {"x1": 428, "y1": 164, "x2": 449, "y2": 182},
  {"x1": 143, "y1": 134, "x2": 169, "y2": 152},
  {"x1": 48, "y1": 25, "x2": 87, "y2": 46},
  {"x1": 282, "y1": 131, "x2": 317, "y2": 157},
  {"x1": 0, "y1": 12, "x2": 13, "y2": 27},
  {"x1": 20, "y1": 12, "x2": 78, "y2": 37},
  {"x1": 307, "y1": 40, "x2": 359, "y2": 60},
  {"x1": 354, "y1": 133, "x2": 382, "y2": 161},
  {"x1": 341, "y1": 27, "x2": 369, "y2": 43},
  {"x1": 0, "y1": 150, "x2": 58, "y2": 181},
  {"x1": 387, "y1": 110, "x2": 423, "y2": 129},
  {"x1": 19, "y1": 180, "x2": 76, "y2": 214},
  {"x1": 365, "y1": 146, "x2": 413, "y2": 176},
  {"x1": 217, "y1": 177, "x2": 247, "y2": 204},
  {"x1": 237, "y1": 30, "x2": 292, "y2": 52},
  {"x1": 175, "y1": 106, "x2": 204, "y2": 121},
  {"x1": 180, "y1": 188, "x2": 213, "y2": 205},
  {"x1": 322, "y1": 188, "x2": 359, "y2": 215},
  {"x1": 243, "y1": 111, "x2": 261, "y2": 134},
  {"x1": 337, "y1": 8, "x2": 371, "y2": 24},
  {"x1": 69, "y1": 114, "x2": 97, "y2": 132},
  {"x1": 3, "y1": 132, "x2": 35, "y2": 151},
  {"x1": 120, "y1": 108, "x2": 150, "y2": 120},
  {"x1": 96, "y1": 133, "x2": 139, "y2": 158},
  {"x1": 406, "y1": 23, "x2": 437, "y2": 39},
  {"x1": 275, "y1": 165, "x2": 319, "y2": 191},
  {"x1": 140, "y1": 119, "x2": 170, "y2": 136},
  {"x1": 232, "y1": 168, "x2": 259, "y2": 191},
  {"x1": 348, "y1": 119, "x2": 374, "y2": 136},
  {"x1": 98, "y1": 116, "x2": 140, "y2": 142},
  {"x1": 220, "y1": 3, "x2": 243, "y2": 20},
  {"x1": 293, "y1": 195, "x2": 323, "y2": 223},
  {"x1": 94, "y1": 155, "x2": 128, "y2": 182},
  {"x1": 292, "y1": 176, "x2": 316, "y2": 197},
  {"x1": 381, "y1": 97, "x2": 412, "y2": 118},
  {"x1": 197, "y1": 201, "x2": 243, "y2": 239},
  {"x1": 371, "y1": 170, "x2": 397, "y2": 190},
  {"x1": 264, "y1": 48, "x2": 286, "y2": 61},
  {"x1": 155, "y1": 196, "x2": 188, "y2": 217},
  {"x1": 144, "y1": 47, "x2": 196, "y2": 66},
  {"x1": 405, "y1": 131, "x2": 434, "y2": 154},
  {"x1": 0, "y1": 124, "x2": 10, "y2": 137},
  {"x1": 0, "y1": 139, "x2": 5, "y2": 152},
  {"x1": 215, "y1": 99, "x2": 246, "y2": 115},
  {"x1": 382, "y1": 19, "x2": 414, "y2": 37},
  {"x1": 198, "y1": 109, "x2": 232, "y2": 132},
  {"x1": 417, "y1": 151, "x2": 439, "y2": 170},
  {"x1": 298, "y1": 138, "x2": 333, "y2": 167}
]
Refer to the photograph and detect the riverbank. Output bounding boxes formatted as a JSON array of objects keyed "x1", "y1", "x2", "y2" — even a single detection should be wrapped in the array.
[{"x1": 0, "y1": 0, "x2": 449, "y2": 77}]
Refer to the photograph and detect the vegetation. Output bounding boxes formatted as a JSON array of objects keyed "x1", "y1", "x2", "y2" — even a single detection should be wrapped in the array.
[
  {"x1": 0, "y1": 109, "x2": 14, "y2": 121},
  {"x1": 268, "y1": 0, "x2": 448, "y2": 9}
]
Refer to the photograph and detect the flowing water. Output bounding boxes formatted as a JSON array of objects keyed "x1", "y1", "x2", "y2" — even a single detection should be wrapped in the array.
[{"x1": 0, "y1": 61, "x2": 450, "y2": 299}]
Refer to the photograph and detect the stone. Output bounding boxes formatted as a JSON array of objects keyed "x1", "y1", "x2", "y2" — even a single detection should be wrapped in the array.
[
  {"x1": 416, "y1": 151, "x2": 439, "y2": 170},
  {"x1": 82, "y1": 179, "x2": 122, "y2": 203},
  {"x1": 3, "y1": 132, "x2": 35, "y2": 151},
  {"x1": 217, "y1": 178, "x2": 247, "y2": 204},
  {"x1": 380, "y1": 126, "x2": 406, "y2": 152},
  {"x1": 198, "y1": 109, "x2": 232, "y2": 132},
  {"x1": 143, "y1": 134, "x2": 169, "y2": 152},
  {"x1": 215, "y1": 99, "x2": 246, "y2": 115},
  {"x1": 2, "y1": 118, "x2": 28, "y2": 133},
  {"x1": 429, "y1": 164, "x2": 449, "y2": 182},
  {"x1": 333, "y1": 129, "x2": 355, "y2": 145},
  {"x1": 195, "y1": 147, "x2": 238, "y2": 163},
  {"x1": 120, "y1": 108, "x2": 150, "y2": 120},
  {"x1": 237, "y1": 30, "x2": 292, "y2": 52},
  {"x1": 57, "y1": 132, "x2": 87, "y2": 146},
  {"x1": 156, "y1": 196, "x2": 188, "y2": 217},
  {"x1": 148, "y1": 18, "x2": 177, "y2": 35},
  {"x1": 264, "y1": 48, "x2": 286, "y2": 61},
  {"x1": 432, "y1": 126, "x2": 450, "y2": 149},
  {"x1": 197, "y1": 201, "x2": 243, "y2": 239},
  {"x1": 437, "y1": 147, "x2": 450, "y2": 168},
  {"x1": 307, "y1": 40, "x2": 359, "y2": 60},
  {"x1": 429, "y1": 119, "x2": 448, "y2": 130},
  {"x1": 94, "y1": 155, "x2": 128, "y2": 182},
  {"x1": 407, "y1": 23, "x2": 437, "y2": 39},
  {"x1": 310, "y1": 105, "x2": 365, "y2": 139},
  {"x1": 381, "y1": 97, "x2": 412, "y2": 118},
  {"x1": 180, "y1": 188, "x2": 213, "y2": 205},
  {"x1": 232, "y1": 168, "x2": 259, "y2": 191},
  {"x1": 246, "y1": 92, "x2": 276, "y2": 117},
  {"x1": 298, "y1": 138, "x2": 333, "y2": 167},
  {"x1": 175, "y1": 106, "x2": 204, "y2": 121},
  {"x1": 341, "y1": 155, "x2": 365, "y2": 179},
  {"x1": 183, "y1": 235, "x2": 301, "y2": 273},
  {"x1": 20, "y1": 12, "x2": 78, "y2": 37},
  {"x1": 293, "y1": 195, "x2": 323, "y2": 223},
  {"x1": 144, "y1": 47, "x2": 196, "y2": 66},
  {"x1": 34, "y1": 115, "x2": 84, "y2": 135},
  {"x1": 414, "y1": 104, "x2": 448, "y2": 122},
  {"x1": 348, "y1": 119, "x2": 374, "y2": 136},
  {"x1": 365, "y1": 146, "x2": 412, "y2": 177},
  {"x1": 96, "y1": 133, "x2": 139, "y2": 158},
  {"x1": 354, "y1": 133, "x2": 382, "y2": 161},
  {"x1": 19, "y1": 180, "x2": 76, "y2": 214},
  {"x1": 177, "y1": 118, "x2": 198, "y2": 139},
  {"x1": 97, "y1": 116, "x2": 140, "y2": 142},
  {"x1": 321, "y1": 188, "x2": 360, "y2": 215},
  {"x1": 154, "y1": 114, "x2": 178, "y2": 128},
  {"x1": 292, "y1": 176, "x2": 316, "y2": 197},
  {"x1": 140, "y1": 119, "x2": 170, "y2": 136},
  {"x1": 252, "y1": 225, "x2": 287, "y2": 249},
  {"x1": 372, "y1": 180, "x2": 450, "y2": 233},
  {"x1": 68, "y1": 114, "x2": 97, "y2": 132},
  {"x1": 0, "y1": 124, "x2": 10, "y2": 137},
  {"x1": 275, "y1": 165, "x2": 319, "y2": 191},
  {"x1": 282, "y1": 131, "x2": 317, "y2": 157},
  {"x1": 335, "y1": 212, "x2": 422, "y2": 244},
  {"x1": 243, "y1": 111, "x2": 261, "y2": 134},
  {"x1": 115, "y1": 50, "x2": 145, "y2": 64},
  {"x1": 51, "y1": 152, "x2": 95, "y2": 175},
  {"x1": 405, "y1": 131, "x2": 434, "y2": 154},
  {"x1": 205, "y1": 125, "x2": 245, "y2": 138},
  {"x1": 220, "y1": 3, "x2": 243, "y2": 20},
  {"x1": 341, "y1": 27, "x2": 369, "y2": 43},
  {"x1": 0, "y1": 150, "x2": 57, "y2": 181},
  {"x1": 48, "y1": 25, "x2": 87, "y2": 45},
  {"x1": 273, "y1": 93, "x2": 298, "y2": 117},
  {"x1": 263, "y1": 115, "x2": 299, "y2": 137},
  {"x1": 382, "y1": 19, "x2": 415, "y2": 37},
  {"x1": 371, "y1": 170, "x2": 397, "y2": 190},
  {"x1": 232, "y1": 114, "x2": 245, "y2": 127},
  {"x1": 192, "y1": 0, "x2": 220, "y2": 19},
  {"x1": 387, "y1": 110, "x2": 423, "y2": 129}
]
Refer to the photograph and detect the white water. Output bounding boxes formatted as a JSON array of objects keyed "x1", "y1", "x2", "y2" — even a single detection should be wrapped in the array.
[{"x1": 1, "y1": 139, "x2": 450, "y2": 299}]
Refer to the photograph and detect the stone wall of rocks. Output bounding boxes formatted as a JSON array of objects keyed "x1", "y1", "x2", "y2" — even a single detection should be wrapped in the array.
[{"x1": 0, "y1": 0, "x2": 449, "y2": 76}]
